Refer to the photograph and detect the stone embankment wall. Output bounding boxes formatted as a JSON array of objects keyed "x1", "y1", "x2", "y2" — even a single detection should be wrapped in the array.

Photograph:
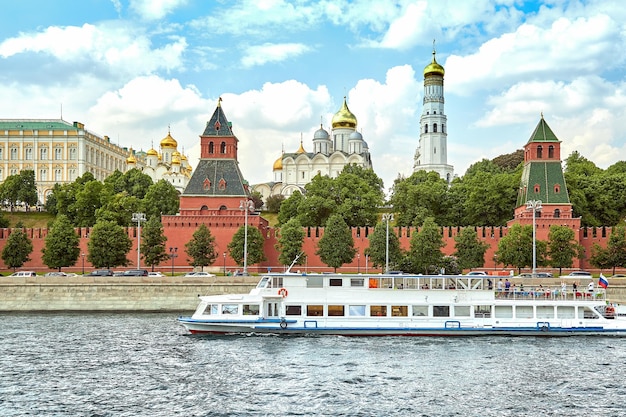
[{"x1": 1, "y1": 277, "x2": 625, "y2": 312}]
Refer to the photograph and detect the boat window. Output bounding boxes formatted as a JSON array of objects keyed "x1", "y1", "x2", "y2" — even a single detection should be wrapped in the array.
[
  {"x1": 285, "y1": 305, "x2": 302, "y2": 316},
  {"x1": 222, "y1": 304, "x2": 238, "y2": 315},
  {"x1": 350, "y1": 278, "x2": 364, "y2": 287},
  {"x1": 328, "y1": 305, "x2": 345, "y2": 316},
  {"x1": 349, "y1": 305, "x2": 366, "y2": 316},
  {"x1": 494, "y1": 306, "x2": 512, "y2": 318},
  {"x1": 412, "y1": 306, "x2": 428, "y2": 317},
  {"x1": 370, "y1": 305, "x2": 387, "y2": 316},
  {"x1": 536, "y1": 306, "x2": 554, "y2": 319},
  {"x1": 243, "y1": 304, "x2": 260, "y2": 315},
  {"x1": 453, "y1": 306, "x2": 470, "y2": 317},
  {"x1": 474, "y1": 305, "x2": 491, "y2": 318},
  {"x1": 272, "y1": 277, "x2": 284, "y2": 288},
  {"x1": 391, "y1": 306, "x2": 408, "y2": 317},
  {"x1": 515, "y1": 306, "x2": 533, "y2": 319},
  {"x1": 329, "y1": 278, "x2": 343, "y2": 287},
  {"x1": 256, "y1": 276, "x2": 270, "y2": 288},
  {"x1": 202, "y1": 304, "x2": 218, "y2": 315},
  {"x1": 369, "y1": 278, "x2": 379, "y2": 288},
  {"x1": 557, "y1": 306, "x2": 575, "y2": 319},
  {"x1": 581, "y1": 307, "x2": 598, "y2": 319},
  {"x1": 307, "y1": 305, "x2": 323, "y2": 316},
  {"x1": 433, "y1": 306, "x2": 450, "y2": 317},
  {"x1": 307, "y1": 276, "x2": 323, "y2": 288}
]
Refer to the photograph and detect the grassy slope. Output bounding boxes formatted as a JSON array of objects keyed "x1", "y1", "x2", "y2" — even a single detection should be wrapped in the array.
[{"x1": 3, "y1": 211, "x2": 56, "y2": 228}]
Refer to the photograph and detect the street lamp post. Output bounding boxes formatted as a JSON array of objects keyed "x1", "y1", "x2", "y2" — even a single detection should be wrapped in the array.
[
  {"x1": 382, "y1": 213, "x2": 394, "y2": 274},
  {"x1": 365, "y1": 254, "x2": 369, "y2": 274},
  {"x1": 239, "y1": 199, "x2": 255, "y2": 275},
  {"x1": 223, "y1": 252, "x2": 227, "y2": 275},
  {"x1": 132, "y1": 212, "x2": 146, "y2": 269},
  {"x1": 526, "y1": 200, "x2": 542, "y2": 277},
  {"x1": 169, "y1": 247, "x2": 177, "y2": 276},
  {"x1": 357, "y1": 253, "x2": 360, "y2": 274},
  {"x1": 81, "y1": 252, "x2": 85, "y2": 275}
]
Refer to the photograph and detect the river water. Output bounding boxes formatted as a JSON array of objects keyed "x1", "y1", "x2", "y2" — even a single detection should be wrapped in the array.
[{"x1": 1, "y1": 313, "x2": 625, "y2": 417}]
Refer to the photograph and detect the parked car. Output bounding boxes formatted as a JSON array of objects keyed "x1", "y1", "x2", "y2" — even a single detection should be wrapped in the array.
[
  {"x1": 86, "y1": 269, "x2": 114, "y2": 276},
  {"x1": 148, "y1": 272, "x2": 165, "y2": 277},
  {"x1": 123, "y1": 269, "x2": 149, "y2": 276},
  {"x1": 7, "y1": 271, "x2": 37, "y2": 277},
  {"x1": 466, "y1": 271, "x2": 488, "y2": 276},
  {"x1": 44, "y1": 272, "x2": 68, "y2": 277},
  {"x1": 562, "y1": 271, "x2": 592, "y2": 278},
  {"x1": 184, "y1": 271, "x2": 215, "y2": 278},
  {"x1": 516, "y1": 272, "x2": 553, "y2": 278}
]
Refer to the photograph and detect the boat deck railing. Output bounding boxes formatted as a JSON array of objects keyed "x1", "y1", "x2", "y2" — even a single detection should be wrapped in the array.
[{"x1": 494, "y1": 289, "x2": 606, "y2": 301}]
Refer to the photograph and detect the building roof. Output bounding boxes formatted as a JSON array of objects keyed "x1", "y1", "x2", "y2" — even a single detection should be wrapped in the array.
[
  {"x1": 424, "y1": 50, "x2": 445, "y2": 77},
  {"x1": 331, "y1": 97, "x2": 357, "y2": 129},
  {"x1": 202, "y1": 97, "x2": 234, "y2": 136},
  {"x1": 0, "y1": 119, "x2": 77, "y2": 130},
  {"x1": 527, "y1": 115, "x2": 560, "y2": 143},
  {"x1": 182, "y1": 159, "x2": 248, "y2": 196},
  {"x1": 517, "y1": 161, "x2": 571, "y2": 206}
]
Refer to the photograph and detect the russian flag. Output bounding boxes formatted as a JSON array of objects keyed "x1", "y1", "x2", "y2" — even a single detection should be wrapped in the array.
[{"x1": 599, "y1": 274, "x2": 609, "y2": 289}]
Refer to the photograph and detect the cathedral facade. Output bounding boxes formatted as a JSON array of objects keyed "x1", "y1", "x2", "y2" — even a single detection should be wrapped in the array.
[{"x1": 253, "y1": 98, "x2": 373, "y2": 201}]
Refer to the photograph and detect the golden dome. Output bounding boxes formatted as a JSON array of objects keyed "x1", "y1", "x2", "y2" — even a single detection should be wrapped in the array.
[
  {"x1": 424, "y1": 50, "x2": 445, "y2": 77},
  {"x1": 273, "y1": 155, "x2": 283, "y2": 171},
  {"x1": 172, "y1": 155, "x2": 181, "y2": 165},
  {"x1": 126, "y1": 148, "x2": 136, "y2": 164},
  {"x1": 331, "y1": 97, "x2": 357, "y2": 129},
  {"x1": 160, "y1": 132, "x2": 178, "y2": 149},
  {"x1": 172, "y1": 150, "x2": 181, "y2": 158},
  {"x1": 181, "y1": 153, "x2": 188, "y2": 161},
  {"x1": 147, "y1": 148, "x2": 158, "y2": 156},
  {"x1": 296, "y1": 140, "x2": 306, "y2": 154}
]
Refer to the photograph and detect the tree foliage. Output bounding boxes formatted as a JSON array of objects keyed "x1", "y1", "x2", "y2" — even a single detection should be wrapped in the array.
[
  {"x1": 265, "y1": 194, "x2": 285, "y2": 213},
  {"x1": 547, "y1": 225, "x2": 582, "y2": 275},
  {"x1": 589, "y1": 225, "x2": 626, "y2": 274},
  {"x1": 406, "y1": 217, "x2": 445, "y2": 274},
  {"x1": 453, "y1": 228, "x2": 490, "y2": 272},
  {"x1": 42, "y1": 215, "x2": 80, "y2": 271},
  {"x1": 227, "y1": 225, "x2": 267, "y2": 268},
  {"x1": 141, "y1": 216, "x2": 169, "y2": 271},
  {"x1": 1, "y1": 229, "x2": 33, "y2": 270},
  {"x1": 495, "y1": 224, "x2": 547, "y2": 273},
  {"x1": 0, "y1": 170, "x2": 38, "y2": 210},
  {"x1": 366, "y1": 220, "x2": 402, "y2": 271},
  {"x1": 143, "y1": 179, "x2": 180, "y2": 219},
  {"x1": 277, "y1": 191, "x2": 304, "y2": 226},
  {"x1": 185, "y1": 224, "x2": 218, "y2": 268},
  {"x1": 87, "y1": 220, "x2": 132, "y2": 269},
  {"x1": 315, "y1": 214, "x2": 356, "y2": 272},
  {"x1": 276, "y1": 217, "x2": 305, "y2": 267}
]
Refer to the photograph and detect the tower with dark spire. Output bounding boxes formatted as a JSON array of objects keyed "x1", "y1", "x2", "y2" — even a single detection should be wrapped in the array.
[{"x1": 413, "y1": 43, "x2": 454, "y2": 182}]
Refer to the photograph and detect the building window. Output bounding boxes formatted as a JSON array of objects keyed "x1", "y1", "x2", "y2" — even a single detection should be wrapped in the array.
[
  {"x1": 10, "y1": 147, "x2": 18, "y2": 160},
  {"x1": 40, "y1": 147, "x2": 48, "y2": 160},
  {"x1": 69, "y1": 169, "x2": 76, "y2": 181},
  {"x1": 25, "y1": 147, "x2": 33, "y2": 160},
  {"x1": 548, "y1": 145, "x2": 554, "y2": 158},
  {"x1": 442, "y1": 124, "x2": 445, "y2": 133},
  {"x1": 10, "y1": 168, "x2": 18, "y2": 176},
  {"x1": 54, "y1": 169, "x2": 62, "y2": 181},
  {"x1": 55, "y1": 147, "x2": 62, "y2": 160},
  {"x1": 554, "y1": 209, "x2": 561, "y2": 218},
  {"x1": 221, "y1": 142, "x2": 226, "y2": 154},
  {"x1": 0, "y1": 148, "x2": 3, "y2": 160},
  {"x1": 69, "y1": 147, "x2": 77, "y2": 160},
  {"x1": 434, "y1": 123, "x2": 437, "y2": 133},
  {"x1": 40, "y1": 169, "x2": 48, "y2": 181},
  {"x1": 534, "y1": 184, "x2": 540, "y2": 193},
  {"x1": 425, "y1": 124, "x2": 428, "y2": 133},
  {"x1": 209, "y1": 142, "x2": 214, "y2": 154},
  {"x1": 434, "y1": 147, "x2": 437, "y2": 154},
  {"x1": 554, "y1": 184, "x2": 560, "y2": 193},
  {"x1": 537, "y1": 145, "x2": 543, "y2": 159}
]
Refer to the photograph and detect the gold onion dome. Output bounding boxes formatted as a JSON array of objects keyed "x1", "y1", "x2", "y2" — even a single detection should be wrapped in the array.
[
  {"x1": 147, "y1": 147, "x2": 158, "y2": 156},
  {"x1": 172, "y1": 150, "x2": 181, "y2": 158},
  {"x1": 273, "y1": 155, "x2": 283, "y2": 171},
  {"x1": 296, "y1": 141, "x2": 306, "y2": 154},
  {"x1": 126, "y1": 149, "x2": 136, "y2": 164},
  {"x1": 172, "y1": 155, "x2": 181, "y2": 165},
  {"x1": 424, "y1": 50, "x2": 445, "y2": 77},
  {"x1": 160, "y1": 132, "x2": 178, "y2": 149},
  {"x1": 331, "y1": 97, "x2": 357, "y2": 129}
]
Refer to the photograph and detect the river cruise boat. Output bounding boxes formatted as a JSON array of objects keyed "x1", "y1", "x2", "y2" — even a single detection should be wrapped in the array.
[{"x1": 178, "y1": 273, "x2": 626, "y2": 336}]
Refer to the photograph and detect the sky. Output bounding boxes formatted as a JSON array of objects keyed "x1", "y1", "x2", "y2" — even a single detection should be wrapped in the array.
[{"x1": 1, "y1": 0, "x2": 626, "y2": 195}]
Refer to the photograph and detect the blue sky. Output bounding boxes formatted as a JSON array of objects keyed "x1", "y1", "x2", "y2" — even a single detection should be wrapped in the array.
[{"x1": 1, "y1": 0, "x2": 626, "y2": 195}]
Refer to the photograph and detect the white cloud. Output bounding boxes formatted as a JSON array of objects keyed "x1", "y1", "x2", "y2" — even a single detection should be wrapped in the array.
[
  {"x1": 241, "y1": 43, "x2": 312, "y2": 68},
  {"x1": 129, "y1": 0, "x2": 187, "y2": 20}
]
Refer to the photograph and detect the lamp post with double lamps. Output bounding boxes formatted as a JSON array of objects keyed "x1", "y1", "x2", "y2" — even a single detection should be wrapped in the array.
[
  {"x1": 239, "y1": 199, "x2": 255, "y2": 275},
  {"x1": 81, "y1": 252, "x2": 85, "y2": 275},
  {"x1": 526, "y1": 200, "x2": 542, "y2": 277},
  {"x1": 223, "y1": 252, "x2": 227, "y2": 275},
  {"x1": 169, "y1": 247, "x2": 178, "y2": 276},
  {"x1": 382, "y1": 213, "x2": 394, "y2": 274},
  {"x1": 132, "y1": 212, "x2": 146, "y2": 268}
]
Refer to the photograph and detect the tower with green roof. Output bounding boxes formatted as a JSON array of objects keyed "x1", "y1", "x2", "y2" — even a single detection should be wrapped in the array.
[{"x1": 509, "y1": 115, "x2": 581, "y2": 231}]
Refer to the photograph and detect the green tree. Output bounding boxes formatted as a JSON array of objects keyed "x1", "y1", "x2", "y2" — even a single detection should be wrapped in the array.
[
  {"x1": 315, "y1": 214, "x2": 356, "y2": 272},
  {"x1": 601, "y1": 225, "x2": 626, "y2": 274},
  {"x1": 0, "y1": 174, "x2": 21, "y2": 211},
  {"x1": 118, "y1": 168, "x2": 153, "y2": 199},
  {"x1": 73, "y1": 180, "x2": 113, "y2": 227},
  {"x1": 250, "y1": 191, "x2": 264, "y2": 210},
  {"x1": 185, "y1": 224, "x2": 218, "y2": 268},
  {"x1": 141, "y1": 216, "x2": 169, "y2": 271},
  {"x1": 265, "y1": 194, "x2": 285, "y2": 213},
  {"x1": 547, "y1": 225, "x2": 582, "y2": 275},
  {"x1": 277, "y1": 190, "x2": 304, "y2": 225},
  {"x1": 87, "y1": 220, "x2": 132, "y2": 269},
  {"x1": 407, "y1": 217, "x2": 445, "y2": 274},
  {"x1": 1, "y1": 229, "x2": 33, "y2": 270},
  {"x1": 18, "y1": 170, "x2": 38, "y2": 208},
  {"x1": 276, "y1": 217, "x2": 306, "y2": 267},
  {"x1": 0, "y1": 210, "x2": 9, "y2": 228},
  {"x1": 143, "y1": 179, "x2": 180, "y2": 219},
  {"x1": 390, "y1": 171, "x2": 449, "y2": 227},
  {"x1": 228, "y1": 225, "x2": 267, "y2": 269},
  {"x1": 495, "y1": 224, "x2": 547, "y2": 274},
  {"x1": 41, "y1": 215, "x2": 80, "y2": 271},
  {"x1": 96, "y1": 193, "x2": 144, "y2": 226},
  {"x1": 453, "y1": 228, "x2": 490, "y2": 272},
  {"x1": 366, "y1": 220, "x2": 402, "y2": 271},
  {"x1": 589, "y1": 243, "x2": 611, "y2": 272}
]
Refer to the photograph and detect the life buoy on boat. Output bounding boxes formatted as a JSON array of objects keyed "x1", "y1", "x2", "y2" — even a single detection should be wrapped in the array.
[
  {"x1": 280, "y1": 320, "x2": 287, "y2": 329},
  {"x1": 278, "y1": 288, "x2": 288, "y2": 297}
]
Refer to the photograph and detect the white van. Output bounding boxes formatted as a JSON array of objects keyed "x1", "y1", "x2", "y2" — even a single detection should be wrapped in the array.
[{"x1": 7, "y1": 271, "x2": 37, "y2": 277}]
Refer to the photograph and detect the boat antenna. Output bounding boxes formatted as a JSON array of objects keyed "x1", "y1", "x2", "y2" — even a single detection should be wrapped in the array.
[{"x1": 285, "y1": 253, "x2": 302, "y2": 274}]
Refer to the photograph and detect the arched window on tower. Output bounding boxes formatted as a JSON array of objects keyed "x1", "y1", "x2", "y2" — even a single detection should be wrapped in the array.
[
  {"x1": 548, "y1": 145, "x2": 554, "y2": 158},
  {"x1": 537, "y1": 145, "x2": 543, "y2": 159},
  {"x1": 554, "y1": 209, "x2": 561, "y2": 218},
  {"x1": 425, "y1": 124, "x2": 428, "y2": 133},
  {"x1": 434, "y1": 147, "x2": 437, "y2": 154},
  {"x1": 442, "y1": 124, "x2": 445, "y2": 133},
  {"x1": 220, "y1": 142, "x2": 226, "y2": 154},
  {"x1": 433, "y1": 123, "x2": 438, "y2": 133},
  {"x1": 209, "y1": 142, "x2": 214, "y2": 154},
  {"x1": 534, "y1": 184, "x2": 540, "y2": 193}
]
